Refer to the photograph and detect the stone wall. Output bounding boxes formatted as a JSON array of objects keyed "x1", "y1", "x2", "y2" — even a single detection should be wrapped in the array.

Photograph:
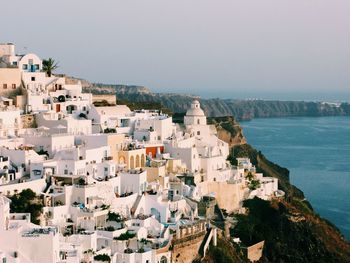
[
  {"x1": 172, "y1": 233, "x2": 205, "y2": 263},
  {"x1": 198, "y1": 181, "x2": 247, "y2": 213}
]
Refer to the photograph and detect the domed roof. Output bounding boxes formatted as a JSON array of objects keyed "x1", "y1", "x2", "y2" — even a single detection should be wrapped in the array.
[{"x1": 186, "y1": 100, "x2": 205, "y2": 116}]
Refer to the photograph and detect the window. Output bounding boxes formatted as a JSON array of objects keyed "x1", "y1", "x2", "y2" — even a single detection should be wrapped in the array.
[
  {"x1": 197, "y1": 119, "x2": 200, "y2": 125},
  {"x1": 197, "y1": 131, "x2": 200, "y2": 135},
  {"x1": 64, "y1": 169, "x2": 68, "y2": 175},
  {"x1": 12, "y1": 61, "x2": 17, "y2": 66},
  {"x1": 3, "y1": 84, "x2": 7, "y2": 89},
  {"x1": 12, "y1": 84, "x2": 16, "y2": 89},
  {"x1": 31, "y1": 77, "x2": 35, "y2": 81},
  {"x1": 22, "y1": 64, "x2": 28, "y2": 70},
  {"x1": 35, "y1": 64, "x2": 39, "y2": 70}
]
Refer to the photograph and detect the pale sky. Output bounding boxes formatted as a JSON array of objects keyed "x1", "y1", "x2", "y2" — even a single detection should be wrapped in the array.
[{"x1": 2, "y1": 0, "x2": 350, "y2": 100}]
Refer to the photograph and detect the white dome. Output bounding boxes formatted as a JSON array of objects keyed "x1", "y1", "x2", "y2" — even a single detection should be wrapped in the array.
[{"x1": 186, "y1": 100, "x2": 205, "y2": 116}]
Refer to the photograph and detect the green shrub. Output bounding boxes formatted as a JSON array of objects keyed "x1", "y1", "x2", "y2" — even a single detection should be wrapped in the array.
[
  {"x1": 114, "y1": 231, "x2": 136, "y2": 240},
  {"x1": 94, "y1": 254, "x2": 111, "y2": 262}
]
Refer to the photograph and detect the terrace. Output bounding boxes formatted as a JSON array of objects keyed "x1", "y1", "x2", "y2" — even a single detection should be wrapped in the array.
[{"x1": 22, "y1": 227, "x2": 58, "y2": 237}]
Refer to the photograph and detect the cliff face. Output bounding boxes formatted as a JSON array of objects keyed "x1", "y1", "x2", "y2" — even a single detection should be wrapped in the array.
[
  {"x1": 82, "y1": 82, "x2": 350, "y2": 120},
  {"x1": 207, "y1": 116, "x2": 247, "y2": 147},
  {"x1": 210, "y1": 117, "x2": 350, "y2": 262}
]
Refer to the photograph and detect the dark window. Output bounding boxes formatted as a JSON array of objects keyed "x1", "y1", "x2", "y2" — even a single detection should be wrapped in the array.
[
  {"x1": 31, "y1": 77, "x2": 35, "y2": 81},
  {"x1": 3, "y1": 84, "x2": 7, "y2": 89},
  {"x1": 22, "y1": 64, "x2": 28, "y2": 70},
  {"x1": 197, "y1": 131, "x2": 200, "y2": 135},
  {"x1": 12, "y1": 84, "x2": 16, "y2": 89}
]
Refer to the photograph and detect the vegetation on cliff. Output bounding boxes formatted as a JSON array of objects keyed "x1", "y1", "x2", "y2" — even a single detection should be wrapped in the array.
[
  {"x1": 201, "y1": 237, "x2": 245, "y2": 263},
  {"x1": 233, "y1": 198, "x2": 350, "y2": 262},
  {"x1": 206, "y1": 116, "x2": 350, "y2": 262}
]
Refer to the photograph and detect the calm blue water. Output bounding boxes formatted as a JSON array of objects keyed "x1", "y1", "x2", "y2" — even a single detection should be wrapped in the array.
[{"x1": 241, "y1": 116, "x2": 350, "y2": 241}]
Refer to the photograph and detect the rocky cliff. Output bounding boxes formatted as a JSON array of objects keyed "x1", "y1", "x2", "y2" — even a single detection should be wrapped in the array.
[
  {"x1": 207, "y1": 116, "x2": 246, "y2": 147},
  {"x1": 82, "y1": 82, "x2": 350, "y2": 120},
  {"x1": 208, "y1": 116, "x2": 350, "y2": 263}
]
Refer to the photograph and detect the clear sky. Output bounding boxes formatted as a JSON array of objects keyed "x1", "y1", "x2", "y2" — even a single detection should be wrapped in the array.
[{"x1": 2, "y1": 0, "x2": 350, "y2": 100}]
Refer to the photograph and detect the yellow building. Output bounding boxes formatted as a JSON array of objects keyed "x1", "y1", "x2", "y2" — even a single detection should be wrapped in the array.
[
  {"x1": 0, "y1": 68, "x2": 21, "y2": 96},
  {"x1": 145, "y1": 161, "x2": 167, "y2": 182},
  {"x1": 118, "y1": 148, "x2": 146, "y2": 170},
  {"x1": 105, "y1": 133, "x2": 126, "y2": 164}
]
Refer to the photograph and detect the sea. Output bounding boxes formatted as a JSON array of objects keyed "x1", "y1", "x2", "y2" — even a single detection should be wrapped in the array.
[{"x1": 241, "y1": 116, "x2": 350, "y2": 241}]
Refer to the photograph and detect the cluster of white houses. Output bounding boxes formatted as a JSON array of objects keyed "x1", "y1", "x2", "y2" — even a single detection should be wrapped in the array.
[{"x1": 0, "y1": 43, "x2": 284, "y2": 263}]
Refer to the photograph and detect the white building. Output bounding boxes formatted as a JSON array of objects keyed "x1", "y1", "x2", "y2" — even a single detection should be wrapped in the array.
[{"x1": 0, "y1": 101, "x2": 21, "y2": 138}]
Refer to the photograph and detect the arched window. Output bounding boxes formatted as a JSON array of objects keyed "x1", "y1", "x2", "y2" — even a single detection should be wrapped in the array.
[
  {"x1": 119, "y1": 156, "x2": 125, "y2": 164},
  {"x1": 135, "y1": 155, "x2": 140, "y2": 168},
  {"x1": 130, "y1": 156, "x2": 135, "y2": 169},
  {"x1": 141, "y1": 154, "x2": 145, "y2": 167}
]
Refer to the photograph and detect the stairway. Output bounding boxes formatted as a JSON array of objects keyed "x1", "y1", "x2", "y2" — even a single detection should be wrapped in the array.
[{"x1": 130, "y1": 194, "x2": 142, "y2": 216}]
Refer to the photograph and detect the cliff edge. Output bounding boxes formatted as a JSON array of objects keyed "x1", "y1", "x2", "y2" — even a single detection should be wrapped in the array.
[{"x1": 207, "y1": 116, "x2": 350, "y2": 263}]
